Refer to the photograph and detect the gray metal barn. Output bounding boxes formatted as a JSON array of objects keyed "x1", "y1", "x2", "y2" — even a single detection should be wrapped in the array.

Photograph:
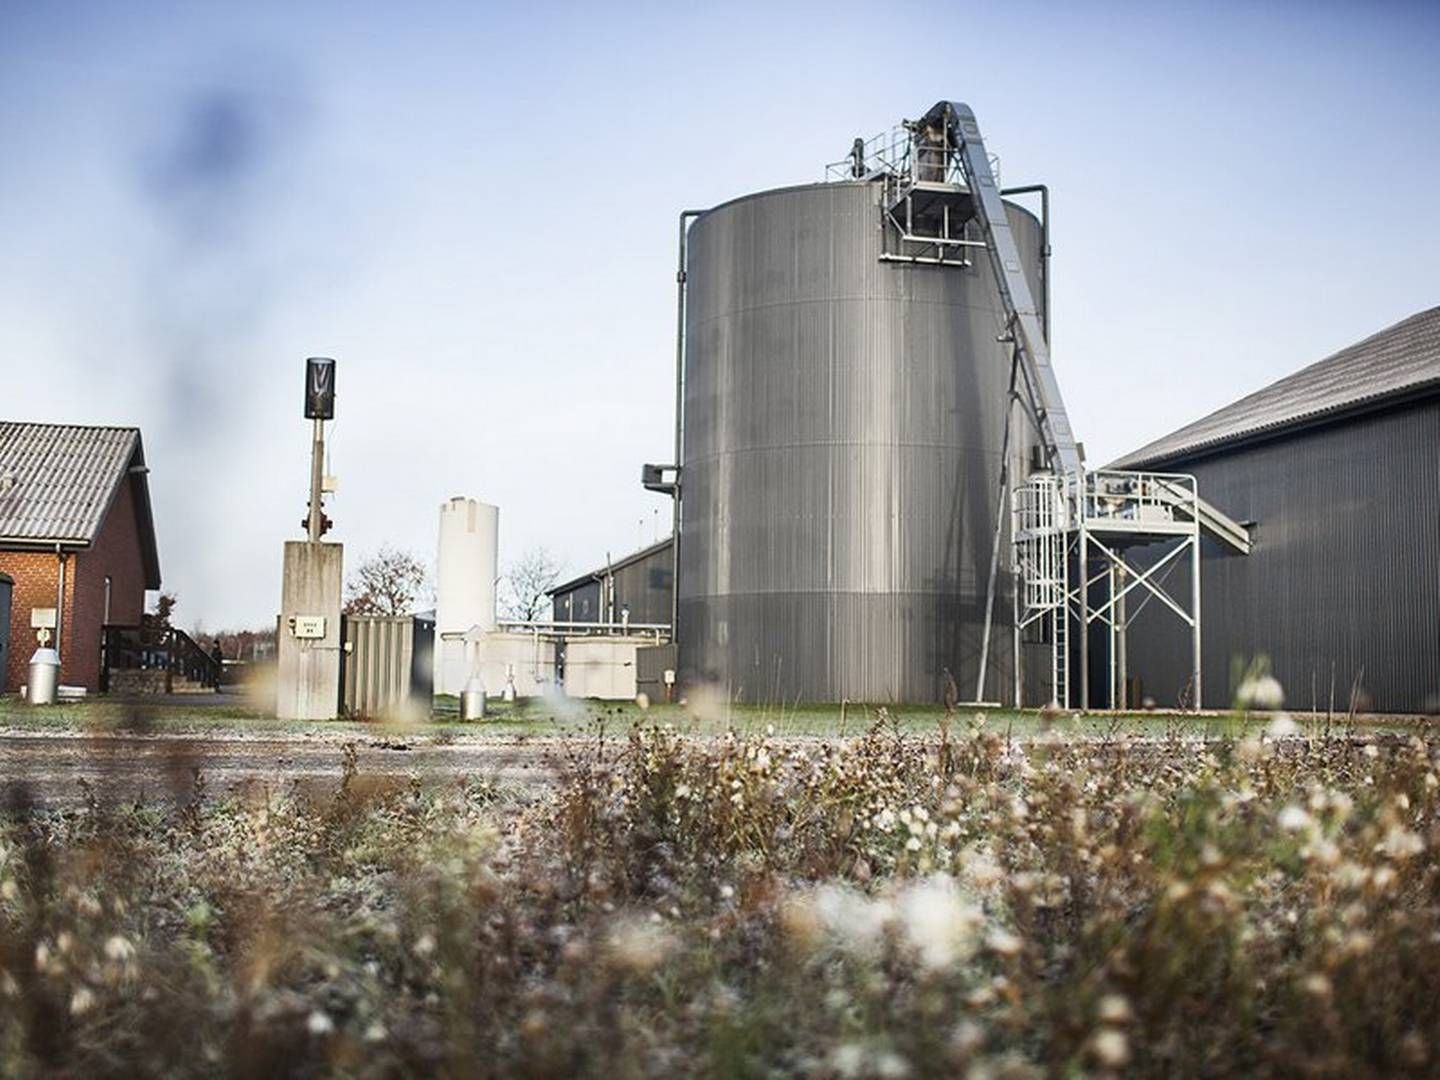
[
  {"x1": 1110, "y1": 305, "x2": 1440, "y2": 713},
  {"x1": 549, "y1": 538, "x2": 674, "y2": 628}
]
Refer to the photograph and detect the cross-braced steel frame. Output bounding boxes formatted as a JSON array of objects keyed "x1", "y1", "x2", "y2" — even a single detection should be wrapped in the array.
[{"x1": 1007, "y1": 471, "x2": 1203, "y2": 711}]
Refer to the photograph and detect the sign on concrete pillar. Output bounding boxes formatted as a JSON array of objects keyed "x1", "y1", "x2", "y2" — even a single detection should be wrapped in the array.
[{"x1": 276, "y1": 540, "x2": 344, "y2": 720}]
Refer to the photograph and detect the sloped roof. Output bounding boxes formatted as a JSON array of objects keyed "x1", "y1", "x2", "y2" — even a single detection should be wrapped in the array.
[
  {"x1": 0, "y1": 422, "x2": 161, "y2": 588},
  {"x1": 1112, "y1": 305, "x2": 1440, "y2": 469},
  {"x1": 548, "y1": 535, "x2": 673, "y2": 596}
]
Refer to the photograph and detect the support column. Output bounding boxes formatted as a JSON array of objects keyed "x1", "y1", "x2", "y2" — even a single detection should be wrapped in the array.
[
  {"x1": 1079, "y1": 528, "x2": 1089, "y2": 711},
  {"x1": 1116, "y1": 563, "x2": 1128, "y2": 710},
  {"x1": 1107, "y1": 562, "x2": 1118, "y2": 709},
  {"x1": 1191, "y1": 530, "x2": 1202, "y2": 712},
  {"x1": 1012, "y1": 560, "x2": 1022, "y2": 708}
]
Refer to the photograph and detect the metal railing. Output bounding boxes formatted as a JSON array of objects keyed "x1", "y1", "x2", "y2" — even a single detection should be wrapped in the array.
[
  {"x1": 824, "y1": 123, "x2": 1002, "y2": 191},
  {"x1": 100, "y1": 624, "x2": 221, "y2": 694},
  {"x1": 1070, "y1": 470, "x2": 1197, "y2": 529}
]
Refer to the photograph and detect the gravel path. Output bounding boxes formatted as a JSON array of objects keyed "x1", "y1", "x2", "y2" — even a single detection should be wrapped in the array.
[{"x1": 0, "y1": 731, "x2": 566, "y2": 809}]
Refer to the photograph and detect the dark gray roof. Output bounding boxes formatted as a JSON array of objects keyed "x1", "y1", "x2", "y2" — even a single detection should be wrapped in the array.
[
  {"x1": 1112, "y1": 305, "x2": 1440, "y2": 469},
  {"x1": 0, "y1": 422, "x2": 161, "y2": 587}
]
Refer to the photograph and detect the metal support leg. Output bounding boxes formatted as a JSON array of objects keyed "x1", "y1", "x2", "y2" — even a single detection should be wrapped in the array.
[
  {"x1": 1191, "y1": 531, "x2": 1202, "y2": 712},
  {"x1": 1079, "y1": 528, "x2": 1089, "y2": 712},
  {"x1": 1108, "y1": 563, "x2": 1118, "y2": 708},
  {"x1": 1012, "y1": 557, "x2": 1022, "y2": 708},
  {"x1": 1116, "y1": 565, "x2": 1128, "y2": 709},
  {"x1": 974, "y1": 355, "x2": 1020, "y2": 703}
]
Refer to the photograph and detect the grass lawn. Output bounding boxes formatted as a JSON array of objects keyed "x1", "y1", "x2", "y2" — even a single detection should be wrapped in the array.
[{"x1": 0, "y1": 691, "x2": 1422, "y2": 741}]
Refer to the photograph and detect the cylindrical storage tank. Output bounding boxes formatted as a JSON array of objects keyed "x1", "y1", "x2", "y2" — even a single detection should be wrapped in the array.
[
  {"x1": 678, "y1": 180, "x2": 1044, "y2": 704},
  {"x1": 434, "y1": 496, "x2": 499, "y2": 694}
]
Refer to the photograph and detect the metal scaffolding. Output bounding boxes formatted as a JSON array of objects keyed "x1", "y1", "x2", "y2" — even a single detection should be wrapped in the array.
[
  {"x1": 1012, "y1": 471, "x2": 1205, "y2": 710},
  {"x1": 848, "y1": 100, "x2": 1252, "y2": 710}
]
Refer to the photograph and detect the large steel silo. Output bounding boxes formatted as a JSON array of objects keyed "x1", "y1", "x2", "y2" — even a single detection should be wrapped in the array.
[{"x1": 676, "y1": 179, "x2": 1045, "y2": 703}]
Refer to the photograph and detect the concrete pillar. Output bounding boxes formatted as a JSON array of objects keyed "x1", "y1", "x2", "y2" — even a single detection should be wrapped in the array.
[{"x1": 277, "y1": 540, "x2": 344, "y2": 721}]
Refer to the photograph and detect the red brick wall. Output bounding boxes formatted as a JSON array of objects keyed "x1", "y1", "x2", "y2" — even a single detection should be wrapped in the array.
[
  {"x1": 0, "y1": 551, "x2": 70, "y2": 692},
  {"x1": 0, "y1": 478, "x2": 150, "y2": 693},
  {"x1": 69, "y1": 479, "x2": 149, "y2": 690}
]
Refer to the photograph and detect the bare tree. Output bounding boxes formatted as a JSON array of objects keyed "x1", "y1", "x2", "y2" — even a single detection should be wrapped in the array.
[
  {"x1": 344, "y1": 546, "x2": 430, "y2": 617},
  {"x1": 501, "y1": 547, "x2": 563, "y2": 622},
  {"x1": 148, "y1": 592, "x2": 179, "y2": 627}
]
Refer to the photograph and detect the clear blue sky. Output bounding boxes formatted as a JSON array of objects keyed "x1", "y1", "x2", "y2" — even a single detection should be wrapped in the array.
[{"x1": 1, "y1": 0, "x2": 1436, "y2": 628}]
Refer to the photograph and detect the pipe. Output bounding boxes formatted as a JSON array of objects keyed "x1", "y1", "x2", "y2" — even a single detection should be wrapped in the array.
[
  {"x1": 54, "y1": 545, "x2": 68, "y2": 664},
  {"x1": 671, "y1": 209, "x2": 704, "y2": 649},
  {"x1": 1000, "y1": 184, "x2": 1050, "y2": 344}
]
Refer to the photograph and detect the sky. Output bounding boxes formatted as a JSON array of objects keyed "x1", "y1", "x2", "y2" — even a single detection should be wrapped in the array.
[{"x1": 1, "y1": 0, "x2": 1436, "y2": 630}]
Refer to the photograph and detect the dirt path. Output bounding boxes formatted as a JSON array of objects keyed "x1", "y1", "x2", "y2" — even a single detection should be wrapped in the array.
[{"x1": 0, "y1": 732, "x2": 565, "y2": 809}]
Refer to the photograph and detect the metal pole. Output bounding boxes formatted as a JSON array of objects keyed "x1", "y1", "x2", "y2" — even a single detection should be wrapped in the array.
[
  {"x1": 1079, "y1": 527, "x2": 1089, "y2": 711},
  {"x1": 307, "y1": 417, "x2": 325, "y2": 543},
  {"x1": 1108, "y1": 562, "x2": 1117, "y2": 708},
  {"x1": 1191, "y1": 529, "x2": 1202, "y2": 712},
  {"x1": 1111, "y1": 567, "x2": 1123, "y2": 711},
  {"x1": 672, "y1": 210, "x2": 703, "y2": 649},
  {"x1": 54, "y1": 546, "x2": 67, "y2": 662},
  {"x1": 1012, "y1": 552, "x2": 1022, "y2": 708},
  {"x1": 974, "y1": 353, "x2": 1020, "y2": 701}
]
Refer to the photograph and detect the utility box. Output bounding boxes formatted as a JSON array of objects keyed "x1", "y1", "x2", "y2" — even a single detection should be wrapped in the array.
[
  {"x1": 342, "y1": 613, "x2": 435, "y2": 719},
  {"x1": 562, "y1": 636, "x2": 651, "y2": 700},
  {"x1": 276, "y1": 540, "x2": 344, "y2": 720},
  {"x1": 636, "y1": 644, "x2": 677, "y2": 702}
]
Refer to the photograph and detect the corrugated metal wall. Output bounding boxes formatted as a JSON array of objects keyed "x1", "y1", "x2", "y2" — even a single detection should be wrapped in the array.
[
  {"x1": 1122, "y1": 398, "x2": 1440, "y2": 713},
  {"x1": 343, "y1": 615, "x2": 433, "y2": 718},
  {"x1": 678, "y1": 180, "x2": 1043, "y2": 703},
  {"x1": 551, "y1": 542, "x2": 673, "y2": 626}
]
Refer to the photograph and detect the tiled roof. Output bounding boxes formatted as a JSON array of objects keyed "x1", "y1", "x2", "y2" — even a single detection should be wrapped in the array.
[
  {"x1": 1111, "y1": 305, "x2": 1440, "y2": 469},
  {"x1": 0, "y1": 423, "x2": 160, "y2": 587}
]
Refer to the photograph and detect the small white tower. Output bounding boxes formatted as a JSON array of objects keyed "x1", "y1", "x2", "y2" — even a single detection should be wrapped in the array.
[{"x1": 434, "y1": 496, "x2": 499, "y2": 694}]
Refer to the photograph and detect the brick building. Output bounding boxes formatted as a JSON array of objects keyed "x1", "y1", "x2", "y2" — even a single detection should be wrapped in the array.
[{"x1": 0, "y1": 423, "x2": 161, "y2": 692}]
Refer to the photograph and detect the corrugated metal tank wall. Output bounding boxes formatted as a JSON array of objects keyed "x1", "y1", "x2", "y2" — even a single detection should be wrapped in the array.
[
  {"x1": 1122, "y1": 398, "x2": 1440, "y2": 713},
  {"x1": 678, "y1": 180, "x2": 1044, "y2": 703}
]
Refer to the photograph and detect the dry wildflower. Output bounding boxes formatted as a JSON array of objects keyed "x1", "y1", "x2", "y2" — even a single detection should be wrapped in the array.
[
  {"x1": 1303, "y1": 973, "x2": 1333, "y2": 1000},
  {"x1": 1278, "y1": 805, "x2": 1312, "y2": 832},
  {"x1": 1400, "y1": 1032, "x2": 1429, "y2": 1067},
  {"x1": 985, "y1": 928, "x2": 1023, "y2": 957},
  {"x1": 104, "y1": 935, "x2": 136, "y2": 964},
  {"x1": 1381, "y1": 826, "x2": 1424, "y2": 859},
  {"x1": 831, "y1": 1043, "x2": 865, "y2": 1078},
  {"x1": 897, "y1": 875, "x2": 981, "y2": 970},
  {"x1": 307, "y1": 1011, "x2": 334, "y2": 1036},
  {"x1": 1237, "y1": 674, "x2": 1285, "y2": 710},
  {"x1": 606, "y1": 915, "x2": 675, "y2": 974},
  {"x1": 874, "y1": 1049, "x2": 911, "y2": 1078},
  {"x1": 1097, "y1": 994, "x2": 1133, "y2": 1024},
  {"x1": 1266, "y1": 712, "x2": 1299, "y2": 737},
  {"x1": 1092, "y1": 1028, "x2": 1130, "y2": 1068},
  {"x1": 70, "y1": 987, "x2": 96, "y2": 1016}
]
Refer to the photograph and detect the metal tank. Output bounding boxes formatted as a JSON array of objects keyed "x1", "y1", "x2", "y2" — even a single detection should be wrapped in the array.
[{"x1": 677, "y1": 178, "x2": 1046, "y2": 703}]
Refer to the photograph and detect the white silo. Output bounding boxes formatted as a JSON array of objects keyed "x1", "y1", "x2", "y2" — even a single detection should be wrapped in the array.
[{"x1": 434, "y1": 496, "x2": 499, "y2": 694}]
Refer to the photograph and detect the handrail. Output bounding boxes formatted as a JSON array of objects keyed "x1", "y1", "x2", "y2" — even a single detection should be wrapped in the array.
[{"x1": 100, "y1": 624, "x2": 221, "y2": 693}]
